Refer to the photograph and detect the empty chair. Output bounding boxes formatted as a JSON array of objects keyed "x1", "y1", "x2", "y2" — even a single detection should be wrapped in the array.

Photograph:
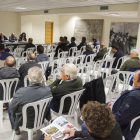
[
  {"x1": 38, "y1": 61, "x2": 50, "y2": 74},
  {"x1": 69, "y1": 47, "x2": 77, "y2": 56},
  {"x1": 74, "y1": 50, "x2": 81, "y2": 56},
  {"x1": 12, "y1": 97, "x2": 53, "y2": 140},
  {"x1": 22, "y1": 51, "x2": 31, "y2": 57},
  {"x1": 14, "y1": 48, "x2": 25, "y2": 58},
  {"x1": 26, "y1": 47, "x2": 36, "y2": 52},
  {"x1": 74, "y1": 55, "x2": 86, "y2": 66},
  {"x1": 80, "y1": 46, "x2": 86, "y2": 55},
  {"x1": 84, "y1": 54, "x2": 96, "y2": 65},
  {"x1": 7, "y1": 45, "x2": 14, "y2": 52},
  {"x1": 16, "y1": 57, "x2": 27, "y2": 68},
  {"x1": 58, "y1": 51, "x2": 68, "y2": 59},
  {"x1": 47, "y1": 52, "x2": 55, "y2": 63},
  {"x1": 53, "y1": 68, "x2": 62, "y2": 82},
  {"x1": 64, "y1": 57, "x2": 76, "y2": 64},
  {"x1": 93, "y1": 45, "x2": 100, "y2": 53}
]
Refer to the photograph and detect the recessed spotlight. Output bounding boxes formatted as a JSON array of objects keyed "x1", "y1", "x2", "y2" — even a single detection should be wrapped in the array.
[
  {"x1": 15, "y1": 7, "x2": 27, "y2": 10},
  {"x1": 109, "y1": 13, "x2": 120, "y2": 17}
]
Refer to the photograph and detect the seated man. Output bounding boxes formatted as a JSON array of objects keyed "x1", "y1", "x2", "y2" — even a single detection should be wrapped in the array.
[
  {"x1": 54, "y1": 37, "x2": 69, "y2": 57},
  {"x1": 77, "y1": 37, "x2": 87, "y2": 50},
  {"x1": 36, "y1": 45, "x2": 49, "y2": 63},
  {"x1": 68, "y1": 37, "x2": 77, "y2": 56},
  {"x1": 111, "y1": 44, "x2": 124, "y2": 69},
  {"x1": 18, "y1": 53, "x2": 41, "y2": 87},
  {"x1": 9, "y1": 66, "x2": 52, "y2": 134},
  {"x1": 50, "y1": 63, "x2": 83, "y2": 113},
  {"x1": 94, "y1": 43, "x2": 107, "y2": 61},
  {"x1": 9, "y1": 33, "x2": 18, "y2": 42},
  {"x1": 0, "y1": 32, "x2": 8, "y2": 43},
  {"x1": 41, "y1": 101, "x2": 122, "y2": 140},
  {"x1": 64, "y1": 36, "x2": 70, "y2": 46},
  {"x1": 93, "y1": 38, "x2": 100, "y2": 46},
  {"x1": 24, "y1": 38, "x2": 35, "y2": 51},
  {"x1": 107, "y1": 70, "x2": 140, "y2": 140}
]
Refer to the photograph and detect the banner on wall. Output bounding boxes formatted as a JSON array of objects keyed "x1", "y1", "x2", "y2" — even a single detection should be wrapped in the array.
[{"x1": 109, "y1": 22, "x2": 139, "y2": 54}]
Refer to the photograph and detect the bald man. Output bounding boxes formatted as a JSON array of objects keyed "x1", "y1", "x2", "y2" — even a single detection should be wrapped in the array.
[
  {"x1": 0, "y1": 32, "x2": 8, "y2": 43},
  {"x1": 18, "y1": 53, "x2": 41, "y2": 87},
  {"x1": 24, "y1": 38, "x2": 35, "y2": 51},
  {"x1": 0, "y1": 56, "x2": 20, "y2": 100},
  {"x1": 9, "y1": 33, "x2": 18, "y2": 42},
  {"x1": 108, "y1": 71, "x2": 140, "y2": 140}
]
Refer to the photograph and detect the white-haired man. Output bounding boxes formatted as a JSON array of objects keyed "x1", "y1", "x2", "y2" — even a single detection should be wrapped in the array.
[
  {"x1": 50, "y1": 63, "x2": 83, "y2": 113},
  {"x1": 9, "y1": 67, "x2": 52, "y2": 135}
]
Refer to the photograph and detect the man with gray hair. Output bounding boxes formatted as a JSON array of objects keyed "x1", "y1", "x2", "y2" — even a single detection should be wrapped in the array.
[
  {"x1": 50, "y1": 63, "x2": 83, "y2": 113},
  {"x1": 18, "y1": 52, "x2": 41, "y2": 87},
  {"x1": 9, "y1": 66, "x2": 52, "y2": 135}
]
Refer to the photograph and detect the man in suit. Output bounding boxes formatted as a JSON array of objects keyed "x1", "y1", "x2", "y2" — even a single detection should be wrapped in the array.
[
  {"x1": 50, "y1": 63, "x2": 83, "y2": 113},
  {"x1": 0, "y1": 32, "x2": 8, "y2": 43},
  {"x1": 24, "y1": 38, "x2": 35, "y2": 51},
  {"x1": 54, "y1": 37, "x2": 68, "y2": 57},
  {"x1": 18, "y1": 53, "x2": 41, "y2": 87},
  {"x1": 9, "y1": 33, "x2": 18, "y2": 42},
  {"x1": 94, "y1": 43, "x2": 107, "y2": 61},
  {"x1": 77, "y1": 37, "x2": 87, "y2": 50},
  {"x1": 9, "y1": 66, "x2": 52, "y2": 134},
  {"x1": 108, "y1": 70, "x2": 140, "y2": 140},
  {"x1": 68, "y1": 37, "x2": 77, "y2": 56}
]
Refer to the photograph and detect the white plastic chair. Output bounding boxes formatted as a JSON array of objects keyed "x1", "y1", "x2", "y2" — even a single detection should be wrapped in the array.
[
  {"x1": 47, "y1": 52, "x2": 55, "y2": 64},
  {"x1": 14, "y1": 48, "x2": 25, "y2": 57},
  {"x1": 26, "y1": 47, "x2": 36, "y2": 52},
  {"x1": 53, "y1": 68, "x2": 62, "y2": 81},
  {"x1": 38, "y1": 61, "x2": 50, "y2": 74},
  {"x1": 114, "y1": 56, "x2": 126, "y2": 70},
  {"x1": 12, "y1": 97, "x2": 53, "y2": 140},
  {"x1": 93, "y1": 45, "x2": 100, "y2": 53},
  {"x1": 51, "y1": 89, "x2": 84, "y2": 128},
  {"x1": 107, "y1": 47, "x2": 112, "y2": 56},
  {"x1": 69, "y1": 47, "x2": 77, "y2": 56},
  {"x1": 64, "y1": 57, "x2": 76, "y2": 64},
  {"x1": 0, "y1": 78, "x2": 19, "y2": 123},
  {"x1": 74, "y1": 50, "x2": 81, "y2": 56},
  {"x1": 16, "y1": 57, "x2": 27, "y2": 69},
  {"x1": 22, "y1": 51, "x2": 31, "y2": 57},
  {"x1": 17, "y1": 45, "x2": 26, "y2": 48},
  {"x1": 84, "y1": 54, "x2": 96, "y2": 65},
  {"x1": 58, "y1": 51, "x2": 68, "y2": 59},
  {"x1": 7, "y1": 45, "x2": 14, "y2": 52},
  {"x1": 80, "y1": 46, "x2": 86, "y2": 55},
  {"x1": 74, "y1": 55, "x2": 86, "y2": 66}
]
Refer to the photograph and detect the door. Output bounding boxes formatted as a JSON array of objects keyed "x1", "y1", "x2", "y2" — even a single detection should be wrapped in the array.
[{"x1": 45, "y1": 22, "x2": 53, "y2": 44}]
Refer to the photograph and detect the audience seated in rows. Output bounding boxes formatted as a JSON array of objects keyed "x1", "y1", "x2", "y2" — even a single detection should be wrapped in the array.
[
  {"x1": 24, "y1": 38, "x2": 35, "y2": 51},
  {"x1": 9, "y1": 66, "x2": 52, "y2": 135},
  {"x1": 94, "y1": 43, "x2": 107, "y2": 61},
  {"x1": 54, "y1": 37, "x2": 69, "y2": 57},
  {"x1": 111, "y1": 44, "x2": 124, "y2": 69},
  {"x1": 93, "y1": 38, "x2": 100, "y2": 46},
  {"x1": 9, "y1": 33, "x2": 18, "y2": 42},
  {"x1": 0, "y1": 32, "x2": 8, "y2": 43},
  {"x1": 77, "y1": 37, "x2": 87, "y2": 50},
  {"x1": 41, "y1": 101, "x2": 122, "y2": 140},
  {"x1": 57, "y1": 36, "x2": 63, "y2": 46},
  {"x1": 50, "y1": 63, "x2": 83, "y2": 113},
  {"x1": 18, "y1": 32, "x2": 27, "y2": 42},
  {"x1": 18, "y1": 53, "x2": 41, "y2": 87},
  {"x1": 36, "y1": 45, "x2": 49, "y2": 63},
  {"x1": 64, "y1": 36, "x2": 70, "y2": 46},
  {"x1": 68, "y1": 37, "x2": 77, "y2": 56}
]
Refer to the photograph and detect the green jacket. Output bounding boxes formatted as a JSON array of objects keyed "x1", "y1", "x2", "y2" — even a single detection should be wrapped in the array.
[
  {"x1": 50, "y1": 76, "x2": 83, "y2": 113},
  {"x1": 95, "y1": 47, "x2": 107, "y2": 61},
  {"x1": 120, "y1": 57, "x2": 140, "y2": 71}
]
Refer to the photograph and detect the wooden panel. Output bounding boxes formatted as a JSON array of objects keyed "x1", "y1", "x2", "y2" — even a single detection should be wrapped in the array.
[{"x1": 45, "y1": 22, "x2": 53, "y2": 44}]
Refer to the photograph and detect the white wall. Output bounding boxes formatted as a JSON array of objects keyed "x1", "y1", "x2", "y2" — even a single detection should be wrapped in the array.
[
  {"x1": 21, "y1": 15, "x2": 60, "y2": 44},
  {"x1": 0, "y1": 11, "x2": 18, "y2": 38}
]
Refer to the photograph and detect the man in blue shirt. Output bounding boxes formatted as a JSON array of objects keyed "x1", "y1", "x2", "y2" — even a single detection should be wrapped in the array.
[{"x1": 93, "y1": 38, "x2": 100, "y2": 46}]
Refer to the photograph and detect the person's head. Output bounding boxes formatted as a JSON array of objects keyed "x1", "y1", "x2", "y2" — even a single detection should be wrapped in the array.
[
  {"x1": 37, "y1": 45, "x2": 44, "y2": 54},
  {"x1": 82, "y1": 37, "x2": 86, "y2": 42},
  {"x1": 0, "y1": 44, "x2": 5, "y2": 52},
  {"x1": 86, "y1": 45, "x2": 93, "y2": 51},
  {"x1": 27, "y1": 66, "x2": 43, "y2": 84},
  {"x1": 64, "y1": 36, "x2": 67, "y2": 41},
  {"x1": 27, "y1": 53, "x2": 36, "y2": 61},
  {"x1": 4, "y1": 56, "x2": 15, "y2": 67},
  {"x1": 100, "y1": 43, "x2": 106, "y2": 49},
  {"x1": 28, "y1": 38, "x2": 33, "y2": 43},
  {"x1": 133, "y1": 70, "x2": 140, "y2": 88},
  {"x1": 130, "y1": 49, "x2": 139, "y2": 58},
  {"x1": 111, "y1": 44, "x2": 119, "y2": 53},
  {"x1": 61, "y1": 63, "x2": 77, "y2": 81},
  {"x1": 22, "y1": 32, "x2": 26, "y2": 37},
  {"x1": 1, "y1": 32, "x2": 4, "y2": 37},
  {"x1": 11, "y1": 33, "x2": 15, "y2": 37},
  {"x1": 71, "y1": 37, "x2": 75, "y2": 42},
  {"x1": 93, "y1": 38, "x2": 97, "y2": 43},
  {"x1": 60, "y1": 37, "x2": 65, "y2": 43},
  {"x1": 81, "y1": 101, "x2": 116, "y2": 138},
  {"x1": 59, "y1": 36, "x2": 63, "y2": 41}
]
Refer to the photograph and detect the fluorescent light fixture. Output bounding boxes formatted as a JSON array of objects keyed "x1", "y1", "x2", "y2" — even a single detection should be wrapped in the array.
[
  {"x1": 15, "y1": 7, "x2": 27, "y2": 10},
  {"x1": 109, "y1": 13, "x2": 120, "y2": 16}
]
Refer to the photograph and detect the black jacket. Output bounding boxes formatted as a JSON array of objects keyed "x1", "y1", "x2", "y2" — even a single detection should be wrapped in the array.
[
  {"x1": 0, "y1": 35, "x2": 8, "y2": 43},
  {"x1": 74, "y1": 122, "x2": 122, "y2": 140},
  {"x1": 24, "y1": 43, "x2": 35, "y2": 51},
  {"x1": 54, "y1": 43, "x2": 69, "y2": 57},
  {"x1": 0, "y1": 67, "x2": 20, "y2": 100},
  {"x1": 18, "y1": 61, "x2": 41, "y2": 87},
  {"x1": 19, "y1": 36, "x2": 27, "y2": 42},
  {"x1": 80, "y1": 77, "x2": 105, "y2": 109},
  {"x1": 77, "y1": 41, "x2": 87, "y2": 50},
  {"x1": 68, "y1": 42, "x2": 77, "y2": 56},
  {"x1": 9, "y1": 84, "x2": 52, "y2": 131}
]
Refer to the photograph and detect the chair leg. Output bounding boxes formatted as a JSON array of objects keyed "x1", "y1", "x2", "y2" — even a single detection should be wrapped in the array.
[
  {"x1": 12, "y1": 131, "x2": 15, "y2": 140},
  {"x1": 74, "y1": 111, "x2": 78, "y2": 129},
  {"x1": 0, "y1": 102, "x2": 3, "y2": 124},
  {"x1": 28, "y1": 129, "x2": 33, "y2": 140}
]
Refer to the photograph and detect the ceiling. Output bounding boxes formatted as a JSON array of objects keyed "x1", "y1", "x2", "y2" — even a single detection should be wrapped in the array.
[{"x1": 0, "y1": 0, "x2": 139, "y2": 12}]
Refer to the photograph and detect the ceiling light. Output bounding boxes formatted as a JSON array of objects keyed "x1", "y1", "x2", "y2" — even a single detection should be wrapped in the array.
[
  {"x1": 109, "y1": 13, "x2": 120, "y2": 16},
  {"x1": 15, "y1": 7, "x2": 27, "y2": 10}
]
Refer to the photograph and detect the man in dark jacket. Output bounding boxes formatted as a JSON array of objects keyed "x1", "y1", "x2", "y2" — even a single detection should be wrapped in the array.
[
  {"x1": 24, "y1": 38, "x2": 35, "y2": 51},
  {"x1": 0, "y1": 56, "x2": 20, "y2": 100},
  {"x1": 93, "y1": 38, "x2": 100, "y2": 46},
  {"x1": 0, "y1": 32, "x2": 8, "y2": 43},
  {"x1": 9, "y1": 66, "x2": 52, "y2": 134},
  {"x1": 50, "y1": 63, "x2": 83, "y2": 113},
  {"x1": 68, "y1": 37, "x2": 77, "y2": 56},
  {"x1": 108, "y1": 70, "x2": 140, "y2": 140},
  {"x1": 18, "y1": 53, "x2": 41, "y2": 87},
  {"x1": 77, "y1": 37, "x2": 87, "y2": 50},
  {"x1": 64, "y1": 36, "x2": 70, "y2": 46},
  {"x1": 36, "y1": 45, "x2": 49, "y2": 63},
  {"x1": 54, "y1": 37, "x2": 68, "y2": 57}
]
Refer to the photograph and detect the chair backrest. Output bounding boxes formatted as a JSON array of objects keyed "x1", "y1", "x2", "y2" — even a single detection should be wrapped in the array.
[
  {"x1": 103, "y1": 53, "x2": 108, "y2": 59},
  {"x1": 65, "y1": 57, "x2": 76, "y2": 64},
  {"x1": 17, "y1": 57, "x2": 27, "y2": 67},
  {"x1": 58, "y1": 51, "x2": 68, "y2": 59},
  {"x1": 17, "y1": 45, "x2": 26, "y2": 48},
  {"x1": 7, "y1": 45, "x2": 14, "y2": 52},
  {"x1": 84, "y1": 54, "x2": 96, "y2": 64},
  {"x1": 57, "y1": 89, "x2": 84, "y2": 117},
  {"x1": 107, "y1": 47, "x2": 112, "y2": 56},
  {"x1": 0, "y1": 78, "x2": 19, "y2": 102},
  {"x1": 14, "y1": 48, "x2": 25, "y2": 57},
  {"x1": 47, "y1": 52, "x2": 55, "y2": 63},
  {"x1": 26, "y1": 47, "x2": 36, "y2": 52},
  {"x1": 38, "y1": 61, "x2": 50, "y2": 74},
  {"x1": 93, "y1": 45, "x2": 100, "y2": 53},
  {"x1": 74, "y1": 50, "x2": 81, "y2": 56},
  {"x1": 22, "y1": 51, "x2": 31, "y2": 57},
  {"x1": 22, "y1": 97, "x2": 53, "y2": 130},
  {"x1": 80, "y1": 46, "x2": 86, "y2": 54},
  {"x1": 69, "y1": 47, "x2": 77, "y2": 56},
  {"x1": 53, "y1": 68, "x2": 62, "y2": 81},
  {"x1": 75, "y1": 55, "x2": 86, "y2": 65},
  {"x1": 115, "y1": 56, "x2": 126, "y2": 69}
]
